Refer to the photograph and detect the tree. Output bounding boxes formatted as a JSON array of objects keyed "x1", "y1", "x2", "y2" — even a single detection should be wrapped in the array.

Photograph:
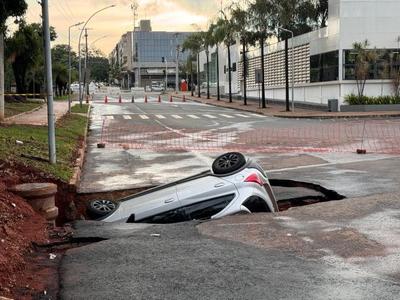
[
  {"x1": 249, "y1": 0, "x2": 275, "y2": 108},
  {"x1": 183, "y1": 32, "x2": 203, "y2": 97},
  {"x1": 352, "y1": 40, "x2": 377, "y2": 99},
  {"x1": 231, "y1": 4, "x2": 252, "y2": 105},
  {"x1": 0, "y1": 0, "x2": 27, "y2": 121},
  {"x1": 214, "y1": 14, "x2": 235, "y2": 103},
  {"x1": 6, "y1": 22, "x2": 56, "y2": 93},
  {"x1": 90, "y1": 56, "x2": 109, "y2": 82},
  {"x1": 207, "y1": 23, "x2": 222, "y2": 100}
]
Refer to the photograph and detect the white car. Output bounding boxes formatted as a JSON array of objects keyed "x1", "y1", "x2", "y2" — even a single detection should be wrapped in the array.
[{"x1": 87, "y1": 153, "x2": 278, "y2": 223}]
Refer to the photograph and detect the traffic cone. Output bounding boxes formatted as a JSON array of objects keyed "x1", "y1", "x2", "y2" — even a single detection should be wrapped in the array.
[
  {"x1": 131, "y1": 95, "x2": 135, "y2": 103},
  {"x1": 158, "y1": 95, "x2": 161, "y2": 103},
  {"x1": 104, "y1": 95, "x2": 108, "y2": 103},
  {"x1": 118, "y1": 95, "x2": 122, "y2": 103},
  {"x1": 144, "y1": 95, "x2": 148, "y2": 103}
]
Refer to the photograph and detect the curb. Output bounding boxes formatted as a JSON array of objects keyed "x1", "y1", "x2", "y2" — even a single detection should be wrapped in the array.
[
  {"x1": 178, "y1": 94, "x2": 400, "y2": 120},
  {"x1": 3, "y1": 103, "x2": 45, "y2": 123},
  {"x1": 68, "y1": 105, "x2": 91, "y2": 190}
]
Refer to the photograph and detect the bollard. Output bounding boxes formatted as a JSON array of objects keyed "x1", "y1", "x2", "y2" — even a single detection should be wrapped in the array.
[
  {"x1": 158, "y1": 95, "x2": 161, "y2": 103},
  {"x1": 144, "y1": 95, "x2": 148, "y2": 103},
  {"x1": 9, "y1": 183, "x2": 58, "y2": 225},
  {"x1": 105, "y1": 95, "x2": 108, "y2": 103},
  {"x1": 86, "y1": 95, "x2": 89, "y2": 104},
  {"x1": 169, "y1": 95, "x2": 173, "y2": 102},
  {"x1": 119, "y1": 95, "x2": 122, "y2": 103},
  {"x1": 183, "y1": 95, "x2": 186, "y2": 102},
  {"x1": 131, "y1": 95, "x2": 135, "y2": 103}
]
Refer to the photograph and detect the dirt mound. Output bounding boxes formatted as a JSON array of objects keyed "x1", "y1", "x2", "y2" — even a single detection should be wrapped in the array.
[{"x1": 0, "y1": 181, "x2": 48, "y2": 295}]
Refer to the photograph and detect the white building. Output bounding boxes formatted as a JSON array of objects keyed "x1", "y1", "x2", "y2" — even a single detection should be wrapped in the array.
[{"x1": 198, "y1": 0, "x2": 400, "y2": 108}]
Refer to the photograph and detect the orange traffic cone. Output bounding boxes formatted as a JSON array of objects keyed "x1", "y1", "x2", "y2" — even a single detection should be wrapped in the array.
[
  {"x1": 158, "y1": 95, "x2": 161, "y2": 103},
  {"x1": 119, "y1": 95, "x2": 122, "y2": 103},
  {"x1": 105, "y1": 95, "x2": 108, "y2": 103},
  {"x1": 144, "y1": 95, "x2": 148, "y2": 103}
]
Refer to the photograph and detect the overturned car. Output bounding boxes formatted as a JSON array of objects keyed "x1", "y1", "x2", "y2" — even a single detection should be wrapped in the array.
[{"x1": 87, "y1": 152, "x2": 279, "y2": 223}]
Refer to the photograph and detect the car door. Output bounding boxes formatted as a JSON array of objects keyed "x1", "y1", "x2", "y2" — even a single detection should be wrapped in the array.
[
  {"x1": 176, "y1": 176, "x2": 237, "y2": 220},
  {"x1": 114, "y1": 186, "x2": 182, "y2": 223}
]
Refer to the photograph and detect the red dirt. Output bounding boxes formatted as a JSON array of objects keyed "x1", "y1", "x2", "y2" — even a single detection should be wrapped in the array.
[
  {"x1": 0, "y1": 180, "x2": 48, "y2": 297},
  {"x1": 0, "y1": 160, "x2": 77, "y2": 299}
]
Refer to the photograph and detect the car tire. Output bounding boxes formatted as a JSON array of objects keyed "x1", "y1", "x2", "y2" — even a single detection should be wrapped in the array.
[
  {"x1": 87, "y1": 199, "x2": 117, "y2": 219},
  {"x1": 212, "y1": 152, "x2": 246, "y2": 175}
]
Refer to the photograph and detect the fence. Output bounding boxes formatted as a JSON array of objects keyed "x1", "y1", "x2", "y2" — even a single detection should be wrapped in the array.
[{"x1": 98, "y1": 118, "x2": 400, "y2": 154}]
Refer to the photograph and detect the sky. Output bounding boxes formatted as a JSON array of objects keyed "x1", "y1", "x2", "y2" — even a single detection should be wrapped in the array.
[{"x1": 21, "y1": 0, "x2": 225, "y2": 56}]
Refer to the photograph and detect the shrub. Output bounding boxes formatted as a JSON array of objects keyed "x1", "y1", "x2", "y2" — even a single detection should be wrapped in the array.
[{"x1": 344, "y1": 94, "x2": 400, "y2": 105}]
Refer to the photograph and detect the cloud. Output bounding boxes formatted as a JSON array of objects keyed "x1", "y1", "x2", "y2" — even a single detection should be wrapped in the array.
[{"x1": 24, "y1": 0, "x2": 220, "y2": 54}]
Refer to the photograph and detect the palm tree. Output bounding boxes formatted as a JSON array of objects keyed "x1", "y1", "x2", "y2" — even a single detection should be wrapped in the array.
[
  {"x1": 183, "y1": 32, "x2": 202, "y2": 97},
  {"x1": 208, "y1": 23, "x2": 222, "y2": 100},
  {"x1": 214, "y1": 13, "x2": 235, "y2": 103},
  {"x1": 231, "y1": 4, "x2": 251, "y2": 106},
  {"x1": 249, "y1": 0, "x2": 275, "y2": 108},
  {"x1": 199, "y1": 30, "x2": 214, "y2": 99}
]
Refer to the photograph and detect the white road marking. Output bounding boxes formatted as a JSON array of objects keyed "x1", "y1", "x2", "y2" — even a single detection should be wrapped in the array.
[
  {"x1": 172, "y1": 115, "x2": 182, "y2": 119},
  {"x1": 219, "y1": 114, "x2": 234, "y2": 118},
  {"x1": 139, "y1": 115, "x2": 149, "y2": 119},
  {"x1": 203, "y1": 114, "x2": 217, "y2": 119},
  {"x1": 235, "y1": 114, "x2": 250, "y2": 118},
  {"x1": 106, "y1": 116, "x2": 114, "y2": 120},
  {"x1": 250, "y1": 113, "x2": 266, "y2": 118},
  {"x1": 188, "y1": 115, "x2": 200, "y2": 119},
  {"x1": 155, "y1": 114, "x2": 166, "y2": 119},
  {"x1": 123, "y1": 115, "x2": 132, "y2": 120}
]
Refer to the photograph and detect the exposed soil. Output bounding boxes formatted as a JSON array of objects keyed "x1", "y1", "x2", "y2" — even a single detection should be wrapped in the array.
[{"x1": 0, "y1": 160, "x2": 76, "y2": 299}]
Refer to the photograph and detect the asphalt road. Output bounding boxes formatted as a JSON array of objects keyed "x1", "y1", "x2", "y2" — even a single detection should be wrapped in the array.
[
  {"x1": 62, "y1": 94, "x2": 400, "y2": 300},
  {"x1": 79, "y1": 95, "x2": 397, "y2": 193}
]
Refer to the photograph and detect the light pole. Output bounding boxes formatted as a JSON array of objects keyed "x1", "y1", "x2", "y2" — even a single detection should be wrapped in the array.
[
  {"x1": 278, "y1": 27, "x2": 295, "y2": 112},
  {"x1": 68, "y1": 22, "x2": 83, "y2": 114},
  {"x1": 78, "y1": 5, "x2": 115, "y2": 106},
  {"x1": 174, "y1": 33, "x2": 181, "y2": 93},
  {"x1": 41, "y1": 0, "x2": 56, "y2": 164}
]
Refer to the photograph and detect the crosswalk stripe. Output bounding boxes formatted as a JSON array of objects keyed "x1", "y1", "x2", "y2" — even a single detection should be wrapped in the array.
[
  {"x1": 203, "y1": 114, "x2": 217, "y2": 119},
  {"x1": 172, "y1": 115, "x2": 182, "y2": 119},
  {"x1": 250, "y1": 113, "x2": 266, "y2": 118},
  {"x1": 219, "y1": 114, "x2": 234, "y2": 118},
  {"x1": 123, "y1": 115, "x2": 132, "y2": 120},
  {"x1": 235, "y1": 114, "x2": 250, "y2": 118},
  {"x1": 187, "y1": 115, "x2": 199, "y2": 119},
  {"x1": 155, "y1": 114, "x2": 166, "y2": 119},
  {"x1": 106, "y1": 116, "x2": 114, "y2": 120},
  {"x1": 139, "y1": 115, "x2": 149, "y2": 119}
]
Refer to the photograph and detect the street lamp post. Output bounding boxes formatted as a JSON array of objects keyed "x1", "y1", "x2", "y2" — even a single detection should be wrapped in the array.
[
  {"x1": 278, "y1": 27, "x2": 295, "y2": 112},
  {"x1": 68, "y1": 22, "x2": 83, "y2": 114},
  {"x1": 78, "y1": 5, "x2": 115, "y2": 107}
]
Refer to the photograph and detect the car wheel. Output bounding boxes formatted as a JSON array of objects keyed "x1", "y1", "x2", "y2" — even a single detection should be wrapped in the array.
[
  {"x1": 212, "y1": 152, "x2": 246, "y2": 175},
  {"x1": 87, "y1": 199, "x2": 117, "y2": 219}
]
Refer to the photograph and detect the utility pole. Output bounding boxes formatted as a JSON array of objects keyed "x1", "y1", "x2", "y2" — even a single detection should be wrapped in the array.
[
  {"x1": 68, "y1": 22, "x2": 83, "y2": 114},
  {"x1": 41, "y1": 0, "x2": 56, "y2": 164},
  {"x1": 131, "y1": 1, "x2": 140, "y2": 87},
  {"x1": 175, "y1": 33, "x2": 180, "y2": 93},
  {"x1": 84, "y1": 29, "x2": 89, "y2": 97}
]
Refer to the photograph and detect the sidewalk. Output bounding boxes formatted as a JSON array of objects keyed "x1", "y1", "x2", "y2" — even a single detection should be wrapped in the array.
[
  {"x1": 178, "y1": 92, "x2": 400, "y2": 119},
  {"x1": 4, "y1": 101, "x2": 70, "y2": 126}
]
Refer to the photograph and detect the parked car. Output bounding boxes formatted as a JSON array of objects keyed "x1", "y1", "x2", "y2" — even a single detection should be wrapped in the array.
[{"x1": 87, "y1": 152, "x2": 278, "y2": 223}]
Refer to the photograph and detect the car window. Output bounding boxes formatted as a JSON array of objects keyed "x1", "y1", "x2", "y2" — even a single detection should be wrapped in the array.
[
  {"x1": 182, "y1": 194, "x2": 235, "y2": 220},
  {"x1": 137, "y1": 208, "x2": 185, "y2": 224}
]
